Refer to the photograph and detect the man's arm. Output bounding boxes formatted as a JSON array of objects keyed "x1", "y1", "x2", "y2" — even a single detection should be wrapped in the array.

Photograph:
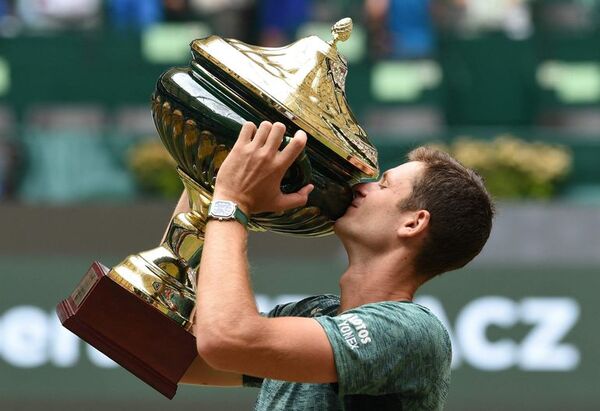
[
  {"x1": 194, "y1": 122, "x2": 337, "y2": 383},
  {"x1": 162, "y1": 190, "x2": 244, "y2": 387}
]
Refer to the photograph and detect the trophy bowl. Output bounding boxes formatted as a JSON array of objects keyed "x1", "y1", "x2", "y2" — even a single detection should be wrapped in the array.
[{"x1": 57, "y1": 18, "x2": 379, "y2": 399}]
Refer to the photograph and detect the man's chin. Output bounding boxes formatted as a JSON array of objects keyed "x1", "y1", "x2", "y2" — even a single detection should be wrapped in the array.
[
  {"x1": 333, "y1": 212, "x2": 350, "y2": 234},
  {"x1": 333, "y1": 218, "x2": 342, "y2": 234}
]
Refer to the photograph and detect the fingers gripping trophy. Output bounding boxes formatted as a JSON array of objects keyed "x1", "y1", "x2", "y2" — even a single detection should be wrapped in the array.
[{"x1": 57, "y1": 18, "x2": 379, "y2": 399}]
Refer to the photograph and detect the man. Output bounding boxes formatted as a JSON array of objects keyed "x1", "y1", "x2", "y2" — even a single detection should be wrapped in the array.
[{"x1": 176, "y1": 121, "x2": 495, "y2": 410}]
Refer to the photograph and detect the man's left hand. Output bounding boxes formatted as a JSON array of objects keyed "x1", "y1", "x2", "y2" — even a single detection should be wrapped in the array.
[{"x1": 213, "y1": 121, "x2": 314, "y2": 215}]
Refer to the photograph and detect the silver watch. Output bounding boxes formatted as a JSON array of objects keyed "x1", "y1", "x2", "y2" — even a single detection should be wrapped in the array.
[{"x1": 208, "y1": 200, "x2": 249, "y2": 227}]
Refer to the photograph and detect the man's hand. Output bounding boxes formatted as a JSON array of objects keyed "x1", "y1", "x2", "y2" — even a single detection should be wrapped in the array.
[{"x1": 213, "y1": 121, "x2": 314, "y2": 215}]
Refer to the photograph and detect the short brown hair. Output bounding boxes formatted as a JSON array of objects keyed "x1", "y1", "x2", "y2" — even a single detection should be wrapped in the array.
[{"x1": 400, "y1": 147, "x2": 495, "y2": 277}]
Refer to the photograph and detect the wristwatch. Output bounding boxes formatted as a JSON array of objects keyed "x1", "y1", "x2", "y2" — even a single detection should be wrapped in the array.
[{"x1": 207, "y1": 200, "x2": 249, "y2": 227}]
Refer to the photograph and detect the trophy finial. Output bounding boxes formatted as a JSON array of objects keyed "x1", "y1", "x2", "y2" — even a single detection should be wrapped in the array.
[{"x1": 330, "y1": 17, "x2": 353, "y2": 47}]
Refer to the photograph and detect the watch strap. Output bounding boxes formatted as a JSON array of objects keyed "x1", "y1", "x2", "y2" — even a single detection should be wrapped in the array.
[{"x1": 233, "y1": 205, "x2": 249, "y2": 227}]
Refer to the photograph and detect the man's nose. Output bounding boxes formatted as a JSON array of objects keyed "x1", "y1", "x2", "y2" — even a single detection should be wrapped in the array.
[{"x1": 352, "y1": 182, "x2": 376, "y2": 197}]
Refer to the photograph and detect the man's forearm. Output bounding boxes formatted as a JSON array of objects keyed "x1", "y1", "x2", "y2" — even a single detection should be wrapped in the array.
[
  {"x1": 192, "y1": 217, "x2": 337, "y2": 382},
  {"x1": 194, "y1": 219, "x2": 260, "y2": 347}
]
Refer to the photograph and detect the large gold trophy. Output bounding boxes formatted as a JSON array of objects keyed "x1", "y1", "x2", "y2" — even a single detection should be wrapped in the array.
[{"x1": 57, "y1": 18, "x2": 379, "y2": 399}]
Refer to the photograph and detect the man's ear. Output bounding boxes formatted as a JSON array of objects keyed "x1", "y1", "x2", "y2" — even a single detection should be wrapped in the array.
[{"x1": 397, "y1": 210, "x2": 430, "y2": 238}]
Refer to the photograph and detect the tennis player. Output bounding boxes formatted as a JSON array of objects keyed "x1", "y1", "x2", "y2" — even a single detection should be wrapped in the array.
[{"x1": 177, "y1": 121, "x2": 494, "y2": 410}]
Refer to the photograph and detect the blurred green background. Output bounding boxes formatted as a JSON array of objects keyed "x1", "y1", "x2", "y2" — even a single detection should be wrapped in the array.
[{"x1": 1, "y1": 0, "x2": 600, "y2": 410}]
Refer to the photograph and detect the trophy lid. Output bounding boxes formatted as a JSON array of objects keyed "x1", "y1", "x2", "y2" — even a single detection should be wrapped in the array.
[{"x1": 190, "y1": 18, "x2": 378, "y2": 178}]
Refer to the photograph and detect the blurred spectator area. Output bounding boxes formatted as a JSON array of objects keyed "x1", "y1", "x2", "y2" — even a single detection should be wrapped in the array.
[{"x1": 0, "y1": 0, "x2": 599, "y2": 203}]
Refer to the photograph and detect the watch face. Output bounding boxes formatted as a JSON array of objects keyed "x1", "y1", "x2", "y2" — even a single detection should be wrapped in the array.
[{"x1": 211, "y1": 201, "x2": 236, "y2": 218}]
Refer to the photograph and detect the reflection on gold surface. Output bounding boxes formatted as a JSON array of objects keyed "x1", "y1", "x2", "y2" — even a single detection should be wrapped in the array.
[{"x1": 191, "y1": 18, "x2": 378, "y2": 177}]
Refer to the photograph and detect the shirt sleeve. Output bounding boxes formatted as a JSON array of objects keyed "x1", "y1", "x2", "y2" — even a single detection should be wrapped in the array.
[
  {"x1": 242, "y1": 374, "x2": 264, "y2": 388},
  {"x1": 314, "y1": 302, "x2": 451, "y2": 396}
]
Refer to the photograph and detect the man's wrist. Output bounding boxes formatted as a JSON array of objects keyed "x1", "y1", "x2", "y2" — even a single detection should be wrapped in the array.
[
  {"x1": 212, "y1": 188, "x2": 251, "y2": 216},
  {"x1": 208, "y1": 195, "x2": 250, "y2": 227}
]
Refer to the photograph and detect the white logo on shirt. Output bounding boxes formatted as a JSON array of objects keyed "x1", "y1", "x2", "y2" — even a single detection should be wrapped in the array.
[{"x1": 337, "y1": 313, "x2": 372, "y2": 350}]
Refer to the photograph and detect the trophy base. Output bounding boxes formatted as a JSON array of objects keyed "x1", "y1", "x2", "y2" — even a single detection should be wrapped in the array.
[{"x1": 57, "y1": 262, "x2": 197, "y2": 399}]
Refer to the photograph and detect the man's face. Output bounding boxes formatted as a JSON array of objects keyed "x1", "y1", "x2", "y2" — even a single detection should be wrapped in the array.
[{"x1": 334, "y1": 161, "x2": 425, "y2": 249}]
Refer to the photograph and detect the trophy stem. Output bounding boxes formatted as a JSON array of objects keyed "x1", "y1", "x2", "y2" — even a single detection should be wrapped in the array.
[{"x1": 107, "y1": 169, "x2": 213, "y2": 329}]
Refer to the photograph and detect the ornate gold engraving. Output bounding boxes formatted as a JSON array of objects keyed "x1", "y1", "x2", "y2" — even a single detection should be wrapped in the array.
[{"x1": 191, "y1": 18, "x2": 378, "y2": 177}]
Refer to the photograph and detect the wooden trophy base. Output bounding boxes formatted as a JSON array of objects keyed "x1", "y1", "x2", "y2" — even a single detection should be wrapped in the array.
[{"x1": 56, "y1": 262, "x2": 197, "y2": 399}]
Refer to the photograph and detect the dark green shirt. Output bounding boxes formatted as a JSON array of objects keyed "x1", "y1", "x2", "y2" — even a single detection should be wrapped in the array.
[{"x1": 244, "y1": 294, "x2": 451, "y2": 410}]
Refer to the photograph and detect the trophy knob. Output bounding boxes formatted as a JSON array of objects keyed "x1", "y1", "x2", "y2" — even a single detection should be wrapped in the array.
[{"x1": 330, "y1": 17, "x2": 353, "y2": 46}]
